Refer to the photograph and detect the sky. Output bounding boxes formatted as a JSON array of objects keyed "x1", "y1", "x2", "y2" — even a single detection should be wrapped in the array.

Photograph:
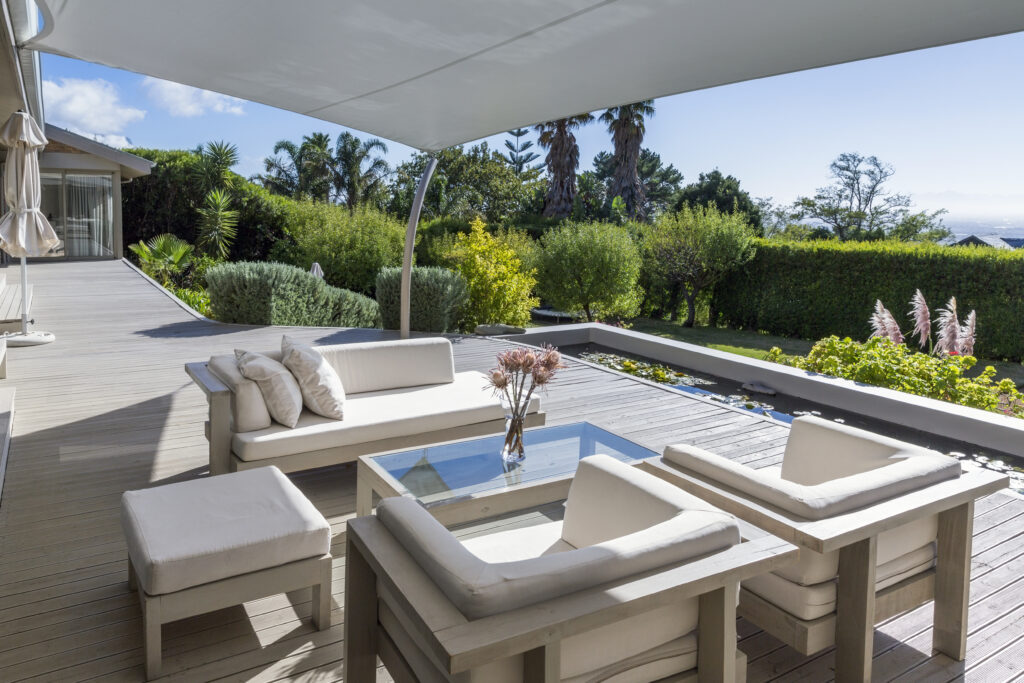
[{"x1": 38, "y1": 31, "x2": 1024, "y2": 232}]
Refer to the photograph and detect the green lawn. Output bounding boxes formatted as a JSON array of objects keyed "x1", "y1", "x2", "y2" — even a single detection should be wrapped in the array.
[{"x1": 625, "y1": 318, "x2": 1024, "y2": 387}]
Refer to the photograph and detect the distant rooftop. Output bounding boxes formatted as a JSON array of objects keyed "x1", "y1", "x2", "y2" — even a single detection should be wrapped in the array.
[{"x1": 946, "y1": 234, "x2": 1024, "y2": 249}]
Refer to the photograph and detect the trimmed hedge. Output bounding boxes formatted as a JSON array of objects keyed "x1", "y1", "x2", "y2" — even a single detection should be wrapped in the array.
[
  {"x1": 206, "y1": 261, "x2": 380, "y2": 328},
  {"x1": 375, "y1": 266, "x2": 468, "y2": 333},
  {"x1": 713, "y1": 240, "x2": 1024, "y2": 360}
]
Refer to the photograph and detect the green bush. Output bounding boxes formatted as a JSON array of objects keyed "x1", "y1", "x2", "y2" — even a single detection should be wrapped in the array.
[
  {"x1": 713, "y1": 240, "x2": 1024, "y2": 361},
  {"x1": 375, "y1": 266, "x2": 468, "y2": 333},
  {"x1": 205, "y1": 261, "x2": 380, "y2": 328},
  {"x1": 536, "y1": 221, "x2": 641, "y2": 322},
  {"x1": 277, "y1": 202, "x2": 405, "y2": 296},
  {"x1": 440, "y1": 218, "x2": 538, "y2": 330},
  {"x1": 766, "y1": 336, "x2": 1024, "y2": 418}
]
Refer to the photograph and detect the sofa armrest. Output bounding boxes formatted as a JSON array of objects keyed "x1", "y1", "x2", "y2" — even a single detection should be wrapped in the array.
[
  {"x1": 186, "y1": 361, "x2": 229, "y2": 397},
  {"x1": 185, "y1": 362, "x2": 234, "y2": 475}
]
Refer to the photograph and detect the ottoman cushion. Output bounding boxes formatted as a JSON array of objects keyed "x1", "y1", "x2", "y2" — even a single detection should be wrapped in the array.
[{"x1": 121, "y1": 467, "x2": 331, "y2": 595}]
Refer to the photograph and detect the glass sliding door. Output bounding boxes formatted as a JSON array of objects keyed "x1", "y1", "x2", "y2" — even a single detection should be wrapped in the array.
[{"x1": 25, "y1": 171, "x2": 116, "y2": 259}]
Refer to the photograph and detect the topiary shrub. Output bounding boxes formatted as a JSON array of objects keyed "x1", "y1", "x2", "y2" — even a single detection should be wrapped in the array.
[
  {"x1": 375, "y1": 266, "x2": 468, "y2": 333},
  {"x1": 205, "y1": 261, "x2": 380, "y2": 328}
]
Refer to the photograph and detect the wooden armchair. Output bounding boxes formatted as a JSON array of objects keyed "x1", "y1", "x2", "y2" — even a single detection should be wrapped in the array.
[
  {"x1": 344, "y1": 455, "x2": 798, "y2": 682},
  {"x1": 639, "y1": 416, "x2": 1008, "y2": 683}
]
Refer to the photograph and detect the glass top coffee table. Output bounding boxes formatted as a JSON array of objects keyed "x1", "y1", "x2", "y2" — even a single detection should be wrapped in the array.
[{"x1": 355, "y1": 422, "x2": 657, "y2": 525}]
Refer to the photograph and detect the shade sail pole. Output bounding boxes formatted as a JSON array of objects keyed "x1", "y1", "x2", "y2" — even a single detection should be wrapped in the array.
[{"x1": 399, "y1": 156, "x2": 438, "y2": 339}]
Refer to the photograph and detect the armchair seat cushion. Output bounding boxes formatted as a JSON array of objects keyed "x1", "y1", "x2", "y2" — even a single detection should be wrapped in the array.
[
  {"x1": 232, "y1": 371, "x2": 540, "y2": 461},
  {"x1": 744, "y1": 542, "x2": 935, "y2": 621},
  {"x1": 120, "y1": 467, "x2": 331, "y2": 596},
  {"x1": 376, "y1": 455, "x2": 739, "y2": 620}
]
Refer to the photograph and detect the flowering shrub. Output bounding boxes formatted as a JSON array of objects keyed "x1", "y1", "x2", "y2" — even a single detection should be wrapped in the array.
[{"x1": 766, "y1": 336, "x2": 1024, "y2": 418}]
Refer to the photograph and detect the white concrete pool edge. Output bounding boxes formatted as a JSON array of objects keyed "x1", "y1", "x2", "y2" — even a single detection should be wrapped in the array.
[{"x1": 498, "y1": 323, "x2": 1024, "y2": 458}]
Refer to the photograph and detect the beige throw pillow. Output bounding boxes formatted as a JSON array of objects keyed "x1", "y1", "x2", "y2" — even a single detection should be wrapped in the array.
[
  {"x1": 281, "y1": 336, "x2": 346, "y2": 420},
  {"x1": 235, "y1": 350, "x2": 303, "y2": 428}
]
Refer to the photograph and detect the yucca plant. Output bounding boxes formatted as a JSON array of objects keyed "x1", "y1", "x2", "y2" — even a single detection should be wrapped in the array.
[
  {"x1": 129, "y1": 234, "x2": 194, "y2": 286},
  {"x1": 196, "y1": 189, "x2": 239, "y2": 259}
]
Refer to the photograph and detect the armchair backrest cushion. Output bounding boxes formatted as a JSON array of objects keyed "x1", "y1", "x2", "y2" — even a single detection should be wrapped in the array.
[
  {"x1": 665, "y1": 441, "x2": 961, "y2": 521},
  {"x1": 561, "y1": 453, "x2": 727, "y2": 548},
  {"x1": 782, "y1": 416, "x2": 932, "y2": 485},
  {"x1": 377, "y1": 457, "x2": 738, "y2": 620}
]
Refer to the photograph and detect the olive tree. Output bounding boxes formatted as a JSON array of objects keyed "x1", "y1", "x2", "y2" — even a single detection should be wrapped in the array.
[
  {"x1": 537, "y1": 222, "x2": 641, "y2": 322},
  {"x1": 643, "y1": 204, "x2": 756, "y2": 327}
]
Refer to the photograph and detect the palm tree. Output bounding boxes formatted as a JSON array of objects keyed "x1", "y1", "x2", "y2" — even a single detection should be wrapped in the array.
[
  {"x1": 332, "y1": 132, "x2": 389, "y2": 211},
  {"x1": 535, "y1": 114, "x2": 593, "y2": 219},
  {"x1": 255, "y1": 139, "x2": 303, "y2": 198},
  {"x1": 255, "y1": 133, "x2": 334, "y2": 201},
  {"x1": 600, "y1": 100, "x2": 654, "y2": 220},
  {"x1": 301, "y1": 132, "x2": 334, "y2": 203}
]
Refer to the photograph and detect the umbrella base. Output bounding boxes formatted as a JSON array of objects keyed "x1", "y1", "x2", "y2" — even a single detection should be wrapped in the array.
[{"x1": 4, "y1": 330, "x2": 55, "y2": 347}]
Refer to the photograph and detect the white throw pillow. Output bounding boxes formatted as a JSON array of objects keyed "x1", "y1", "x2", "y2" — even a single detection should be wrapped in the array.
[
  {"x1": 281, "y1": 336, "x2": 346, "y2": 420},
  {"x1": 235, "y1": 350, "x2": 303, "y2": 428}
]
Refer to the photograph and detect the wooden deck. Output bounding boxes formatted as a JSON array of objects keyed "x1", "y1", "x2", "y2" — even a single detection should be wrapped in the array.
[{"x1": 0, "y1": 259, "x2": 1021, "y2": 682}]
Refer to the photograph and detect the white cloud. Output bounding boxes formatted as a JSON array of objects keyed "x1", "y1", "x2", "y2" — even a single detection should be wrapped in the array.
[
  {"x1": 84, "y1": 133, "x2": 133, "y2": 148},
  {"x1": 142, "y1": 77, "x2": 245, "y2": 117},
  {"x1": 43, "y1": 78, "x2": 146, "y2": 137}
]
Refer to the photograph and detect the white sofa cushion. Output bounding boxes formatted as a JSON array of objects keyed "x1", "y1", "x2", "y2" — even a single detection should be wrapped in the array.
[
  {"x1": 281, "y1": 335, "x2": 346, "y2": 420},
  {"x1": 781, "y1": 416, "x2": 940, "y2": 485},
  {"x1": 209, "y1": 337, "x2": 457, "y2": 433},
  {"x1": 317, "y1": 337, "x2": 455, "y2": 394},
  {"x1": 664, "y1": 440, "x2": 960, "y2": 521},
  {"x1": 376, "y1": 455, "x2": 739, "y2": 620},
  {"x1": 232, "y1": 371, "x2": 540, "y2": 461},
  {"x1": 121, "y1": 467, "x2": 331, "y2": 596},
  {"x1": 208, "y1": 353, "x2": 272, "y2": 432},
  {"x1": 235, "y1": 350, "x2": 303, "y2": 428},
  {"x1": 744, "y1": 543, "x2": 936, "y2": 621}
]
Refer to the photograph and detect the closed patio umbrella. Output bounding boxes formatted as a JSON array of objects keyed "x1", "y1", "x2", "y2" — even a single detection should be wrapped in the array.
[{"x1": 0, "y1": 110, "x2": 59, "y2": 346}]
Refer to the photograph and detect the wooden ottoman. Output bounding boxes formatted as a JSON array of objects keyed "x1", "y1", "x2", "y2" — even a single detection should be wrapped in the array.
[{"x1": 121, "y1": 466, "x2": 333, "y2": 679}]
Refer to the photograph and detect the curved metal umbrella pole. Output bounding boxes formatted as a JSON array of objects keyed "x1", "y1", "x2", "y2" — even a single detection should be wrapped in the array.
[{"x1": 399, "y1": 155, "x2": 438, "y2": 339}]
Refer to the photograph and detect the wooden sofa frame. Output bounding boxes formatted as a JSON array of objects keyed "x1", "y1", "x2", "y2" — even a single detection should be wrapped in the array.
[
  {"x1": 185, "y1": 362, "x2": 545, "y2": 476},
  {"x1": 345, "y1": 512, "x2": 798, "y2": 683},
  {"x1": 638, "y1": 457, "x2": 1008, "y2": 683},
  {"x1": 128, "y1": 553, "x2": 332, "y2": 680}
]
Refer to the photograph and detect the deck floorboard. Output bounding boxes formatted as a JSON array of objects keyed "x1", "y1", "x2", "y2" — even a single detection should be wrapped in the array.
[{"x1": 0, "y1": 260, "x2": 1019, "y2": 682}]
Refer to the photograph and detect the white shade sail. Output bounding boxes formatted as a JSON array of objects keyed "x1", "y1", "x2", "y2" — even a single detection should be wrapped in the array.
[
  {"x1": 0, "y1": 110, "x2": 59, "y2": 258},
  {"x1": 25, "y1": 0, "x2": 1024, "y2": 151}
]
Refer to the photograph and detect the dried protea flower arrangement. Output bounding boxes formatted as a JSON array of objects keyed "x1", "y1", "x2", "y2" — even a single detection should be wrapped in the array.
[{"x1": 488, "y1": 345, "x2": 564, "y2": 461}]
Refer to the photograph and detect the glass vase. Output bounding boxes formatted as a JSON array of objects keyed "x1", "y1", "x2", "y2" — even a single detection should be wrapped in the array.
[{"x1": 501, "y1": 398, "x2": 526, "y2": 463}]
